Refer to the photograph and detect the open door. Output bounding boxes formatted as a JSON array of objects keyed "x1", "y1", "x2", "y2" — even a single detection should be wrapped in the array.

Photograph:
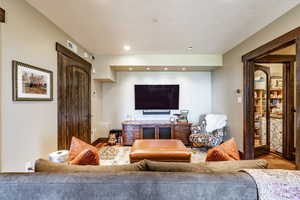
[{"x1": 254, "y1": 65, "x2": 270, "y2": 157}]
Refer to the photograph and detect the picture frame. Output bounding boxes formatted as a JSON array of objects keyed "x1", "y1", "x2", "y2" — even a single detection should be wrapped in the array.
[{"x1": 12, "y1": 60, "x2": 53, "y2": 101}]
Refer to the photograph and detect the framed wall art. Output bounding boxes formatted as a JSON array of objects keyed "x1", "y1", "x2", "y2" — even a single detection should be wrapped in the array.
[{"x1": 12, "y1": 61, "x2": 53, "y2": 101}]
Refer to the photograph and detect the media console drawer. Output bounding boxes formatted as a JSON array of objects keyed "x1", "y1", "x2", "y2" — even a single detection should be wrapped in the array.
[{"x1": 122, "y1": 120, "x2": 192, "y2": 145}]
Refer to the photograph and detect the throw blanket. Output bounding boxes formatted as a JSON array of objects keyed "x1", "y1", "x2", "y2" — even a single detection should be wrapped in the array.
[
  {"x1": 242, "y1": 169, "x2": 300, "y2": 200},
  {"x1": 205, "y1": 114, "x2": 227, "y2": 133}
]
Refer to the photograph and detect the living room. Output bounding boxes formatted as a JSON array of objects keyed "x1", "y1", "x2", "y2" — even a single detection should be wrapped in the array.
[{"x1": 1, "y1": 0, "x2": 300, "y2": 199}]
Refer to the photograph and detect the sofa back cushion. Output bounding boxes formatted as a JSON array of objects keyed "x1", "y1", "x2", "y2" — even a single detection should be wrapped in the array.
[
  {"x1": 145, "y1": 159, "x2": 268, "y2": 173},
  {"x1": 35, "y1": 159, "x2": 147, "y2": 173},
  {"x1": 205, "y1": 159, "x2": 268, "y2": 172},
  {"x1": 145, "y1": 160, "x2": 213, "y2": 173}
]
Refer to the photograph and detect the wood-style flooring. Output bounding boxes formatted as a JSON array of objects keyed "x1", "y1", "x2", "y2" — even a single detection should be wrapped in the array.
[{"x1": 258, "y1": 153, "x2": 296, "y2": 170}]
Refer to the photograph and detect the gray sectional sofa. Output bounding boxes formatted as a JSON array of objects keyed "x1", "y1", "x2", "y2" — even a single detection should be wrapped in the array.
[{"x1": 0, "y1": 159, "x2": 267, "y2": 200}]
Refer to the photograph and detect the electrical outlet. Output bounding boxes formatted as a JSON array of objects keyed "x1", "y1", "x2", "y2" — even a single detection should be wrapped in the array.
[
  {"x1": 92, "y1": 128, "x2": 96, "y2": 137},
  {"x1": 237, "y1": 96, "x2": 242, "y2": 104}
]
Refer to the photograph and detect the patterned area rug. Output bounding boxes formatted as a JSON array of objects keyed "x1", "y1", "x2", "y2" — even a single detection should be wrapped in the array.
[
  {"x1": 242, "y1": 169, "x2": 300, "y2": 200},
  {"x1": 99, "y1": 146, "x2": 207, "y2": 166}
]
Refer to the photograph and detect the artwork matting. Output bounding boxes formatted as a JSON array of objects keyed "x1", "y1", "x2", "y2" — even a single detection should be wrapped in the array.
[{"x1": 12, "y1": 60, "x2": 53, "y2": 101}]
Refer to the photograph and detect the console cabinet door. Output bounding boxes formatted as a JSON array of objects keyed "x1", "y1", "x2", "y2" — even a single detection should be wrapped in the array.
[
  {"x1": 174, "y1": 125, "x2": 191, "y2": 145},
  {"x1": 122, "y1": 125, "x2": 140, "y2": 145}
]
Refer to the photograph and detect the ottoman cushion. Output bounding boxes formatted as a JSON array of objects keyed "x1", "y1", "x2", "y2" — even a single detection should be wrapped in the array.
[{"x1": 130, "y1": 140, "x2": 191, "y2": 163}]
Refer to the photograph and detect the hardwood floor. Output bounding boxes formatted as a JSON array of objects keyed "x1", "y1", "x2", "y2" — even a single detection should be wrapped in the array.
[{"x1": 258, "y1": 153, "x2": 296, "y2": 170}]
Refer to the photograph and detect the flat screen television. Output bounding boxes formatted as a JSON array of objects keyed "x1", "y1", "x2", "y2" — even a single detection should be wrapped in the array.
[{"x1": 135, "y1": 85, "x2": 179, "y2": 110}]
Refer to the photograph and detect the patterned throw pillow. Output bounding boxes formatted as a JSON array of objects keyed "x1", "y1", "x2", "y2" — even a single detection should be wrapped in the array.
[
  {"x1": 206, "y1": 138, "x2": 240, "y2": 161},
  {"x1": 69, "y1": 137, "x2": 100, "y2": 165}
]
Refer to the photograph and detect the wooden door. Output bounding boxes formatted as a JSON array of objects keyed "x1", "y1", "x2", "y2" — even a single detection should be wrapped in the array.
[
  {"x1": 254, "y1": 65, "x2": 270, "y2": 157},
  {"x1": 56, "y1": 43, "x2": 91, "y2": 150},
  {"x1": 283, "y1": 62, "x2": 295, "y2": 160}
]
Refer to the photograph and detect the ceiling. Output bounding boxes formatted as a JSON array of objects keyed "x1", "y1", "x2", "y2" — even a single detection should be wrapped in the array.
[{"x1": 26, "y1": 0, "x2": 300, "y2": 55}]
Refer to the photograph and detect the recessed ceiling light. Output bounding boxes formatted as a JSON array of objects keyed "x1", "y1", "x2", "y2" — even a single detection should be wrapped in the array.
[
  {"x1": 123, "y1": 45, "x2": 131, "y2": 51},
  {"x1": 152, "y1": 18, "x2": 159, "y2": 23},
  {"x1": 164, "y1": 67, "x2": 168, "y2": 71},
  {"x1": 182, "y1": 67, "x2": 187, "y2": 71},
  {"x1": 129, "y1": 67, "x2": 133, "y2": 71},
  {"x1": 146, "y1": 67, "x2": 150, "y2": 71},
  {"x1": 187, "y1": 47, "x2": 193, "y2": 50}
]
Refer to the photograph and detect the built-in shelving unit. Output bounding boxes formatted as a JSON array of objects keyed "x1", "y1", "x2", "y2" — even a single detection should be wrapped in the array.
[{"x1": 270, "y1": 87, "x2": 283, "y2": 119}]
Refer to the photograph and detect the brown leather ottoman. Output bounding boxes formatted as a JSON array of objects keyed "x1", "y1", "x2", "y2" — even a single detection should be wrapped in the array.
[{"x1": 130, "y1": 139, "x2": 191, "y2": 163}]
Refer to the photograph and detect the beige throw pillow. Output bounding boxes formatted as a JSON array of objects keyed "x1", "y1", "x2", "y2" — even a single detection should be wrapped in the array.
[
  {"x1": 35, "y1": 159, "x2": 147, "y2": 173},
  {"x1": 145, "y1": 159, "x2": 268, "y2": 173}
]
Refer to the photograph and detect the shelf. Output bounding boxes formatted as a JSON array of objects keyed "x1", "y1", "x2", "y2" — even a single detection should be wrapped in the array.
[{"x1": 270, "y1": 88, "x2": 282, "y2": 91}]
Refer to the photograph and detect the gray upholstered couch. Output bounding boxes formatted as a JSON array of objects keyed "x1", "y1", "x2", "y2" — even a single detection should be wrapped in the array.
[
  {"x1": 0, "y1": 172, "x2": 257, "y2": 200},
  {"x1": 0, "y1": 159, "x2": 267, "y2": 200}
]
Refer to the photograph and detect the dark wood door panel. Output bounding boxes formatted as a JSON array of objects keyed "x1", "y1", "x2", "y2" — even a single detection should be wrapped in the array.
[
  {"x1": 57, "y1": 43, "x2": 91, "y2": 150},
  {"x1": 0, "y1": 8, "x2": 5, "y2": 23}
]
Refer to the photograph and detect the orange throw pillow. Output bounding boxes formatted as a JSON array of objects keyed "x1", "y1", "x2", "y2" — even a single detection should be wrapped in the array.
[
  {"x1": 69, "y1": 149, "x2": 99, "y2": 165},
  {"x1": 69, "y1": 137, "x2": 99, "y2": 165},
  {"x1": 206, "y1": 138, "x2": 240, "y2": 161}
]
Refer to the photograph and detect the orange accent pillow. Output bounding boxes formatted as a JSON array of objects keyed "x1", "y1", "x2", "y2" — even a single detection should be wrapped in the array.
[
  {"x1": 206, "y1": 148, "x2": 235, "y2": 161},
  {"x1": 206, "y1": 138, "x2": 240, "y2": 161},
  {"x1": 69, "y1": 149, "x2": 99, "y2": 165},
  {"x1": 69, "y1": 137, "x2": 99, "y2": 165}
]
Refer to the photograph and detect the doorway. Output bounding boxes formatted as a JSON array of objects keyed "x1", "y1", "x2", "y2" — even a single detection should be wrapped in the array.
[
  {"x1": 254, "y1": 65, "x2": 270, "y2": 157},
  {"x1": 253, "y1": 57, "x2": 295, "y2": 163},
  {"x1": 56, "y1": 43, "x2": 92, "y2": 150},
  {"x1": 242, "y1": 26, "x2": 300, "y2": 169}
]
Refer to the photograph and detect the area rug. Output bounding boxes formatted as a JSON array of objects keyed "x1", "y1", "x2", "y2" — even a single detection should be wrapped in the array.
[
  {"x1": 242, "y1": 169, "x2": 300, "y2": 200},
  {"x1": 99, "y1": 146, "x2": 207, "y2": 166}
]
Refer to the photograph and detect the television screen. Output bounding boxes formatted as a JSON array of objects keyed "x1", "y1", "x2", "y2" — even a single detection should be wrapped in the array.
[{"x1": 135, "y1": 85, "x2": 179, "y2": 110}]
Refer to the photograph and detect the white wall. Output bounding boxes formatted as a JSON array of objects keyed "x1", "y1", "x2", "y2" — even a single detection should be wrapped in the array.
[
  {"x1": 0, "y1": 0, "x2": 3, "y2": 172},
  {"x1": 98, "y1": 71, "x2": 212, "y2": 137},
  {"x1": 0, "y1": 0, "x2": 93, "y2": 172},
  {"x1": 212, "y1": 4, "x2": 300, "y2": 151},
  {"x1": 93, "y1": 54, "x2": 223, "y2": 81}
]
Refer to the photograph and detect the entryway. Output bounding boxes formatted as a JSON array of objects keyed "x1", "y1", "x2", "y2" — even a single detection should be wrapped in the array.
[
  {"x1": 242, "y1": 26, "x2": 300, "y2": 169},
  {"x1": 253, "y1": 54, "x2": 296, "y2": 165}
]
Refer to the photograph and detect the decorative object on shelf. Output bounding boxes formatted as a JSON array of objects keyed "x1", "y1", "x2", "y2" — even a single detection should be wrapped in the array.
[
  {"x1": 12, "y1": 61, "x2": 53, "y2": 101},
  {"x1": 108, "y1": 134, "x2": 117, "y2": 146},
  {"x1": 270, "y1": 76, "x2": 283, "y2": 118},
  {"x1": 169, "y1": 116, "x2": 176, "y2": 123},
  {"x1": 108, "y1": 129, "x2": 122, "y2": 145},
  {"x1": 173, "y1": 110, "x2": 189, "y2": 122},
  {"x1": 271, "y1": 76, "x2": 283, "y2": 89}
]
